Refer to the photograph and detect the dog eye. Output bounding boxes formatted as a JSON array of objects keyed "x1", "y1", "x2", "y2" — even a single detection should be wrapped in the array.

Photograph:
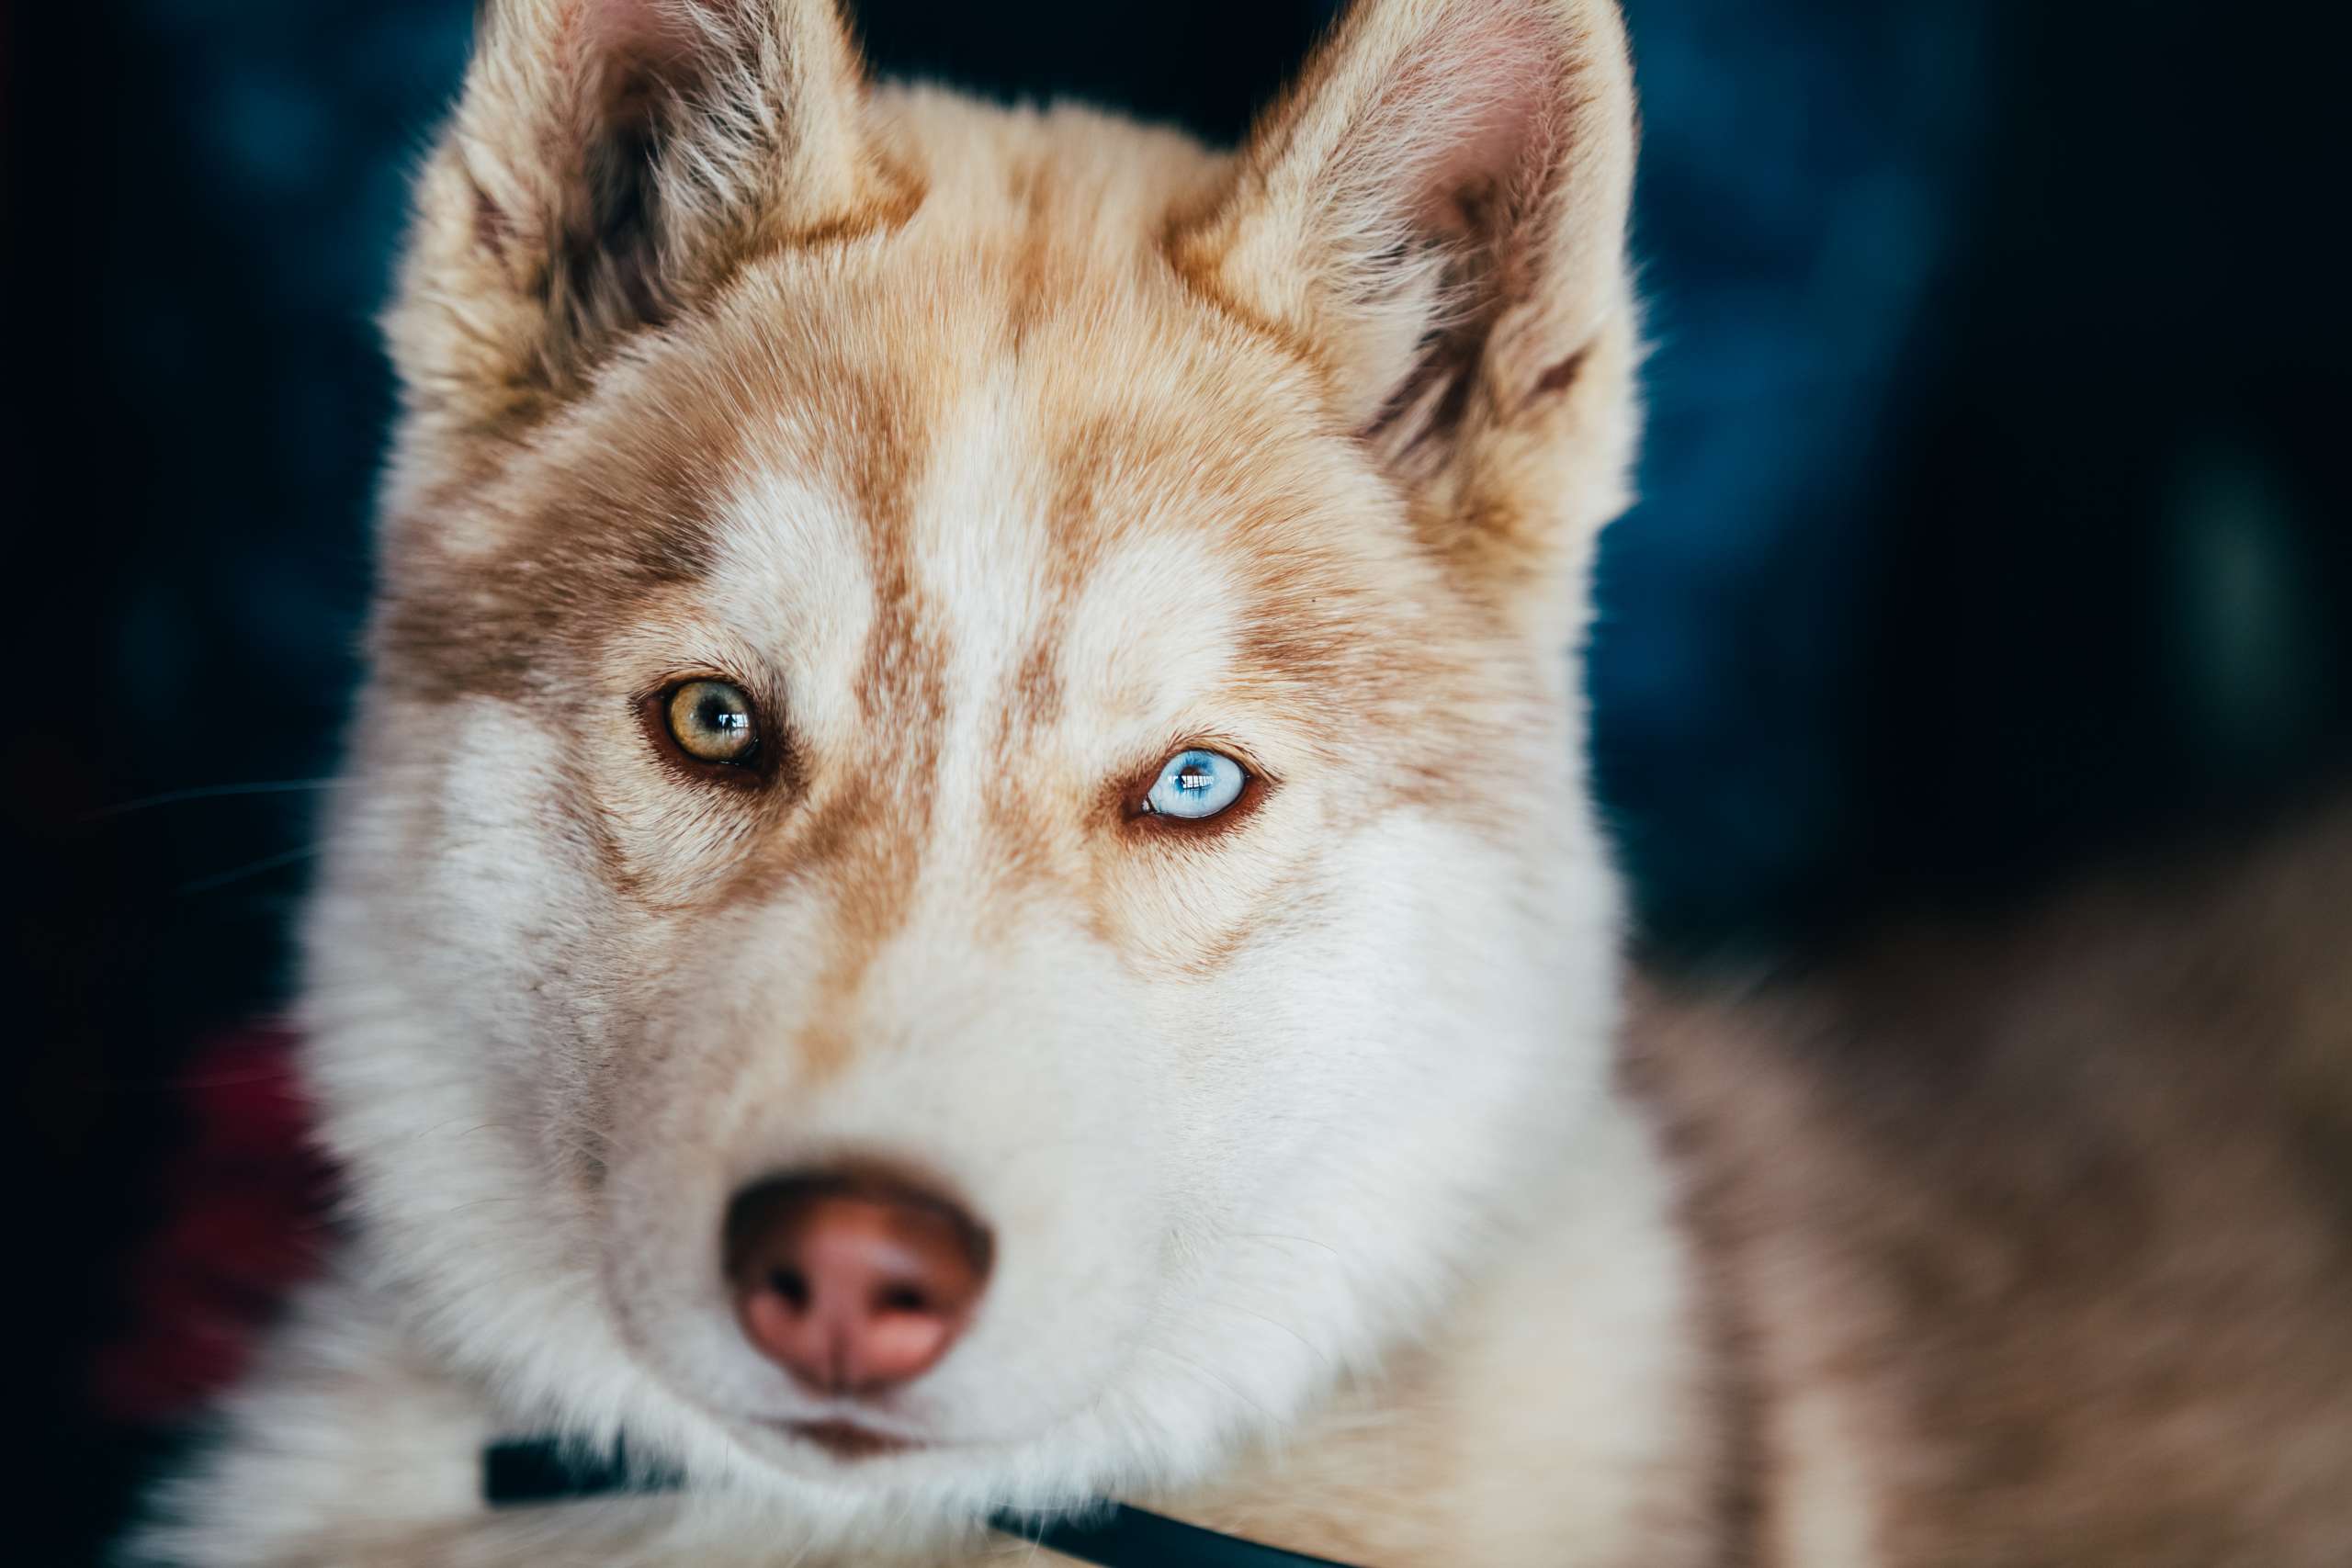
[
  {"x1": 662, "y1": 680, "x2": 761, "y2": 766},
  {"x1": 1140, "y1": 749, "x2": 1249, "y2": 820}
]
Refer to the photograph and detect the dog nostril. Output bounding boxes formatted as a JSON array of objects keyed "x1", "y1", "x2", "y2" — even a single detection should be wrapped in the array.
[
  {"x1": 769, "y1": 1268, "x2": 811, "y2": 1312},
  {"x1": 723, "y1": 1166, "x2": 992, "y2": 1397}
]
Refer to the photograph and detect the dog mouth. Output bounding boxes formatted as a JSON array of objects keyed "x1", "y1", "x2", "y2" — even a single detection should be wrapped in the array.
[{"x1": 783, "y1": 1418, "x2": 921, "y2": 1461}]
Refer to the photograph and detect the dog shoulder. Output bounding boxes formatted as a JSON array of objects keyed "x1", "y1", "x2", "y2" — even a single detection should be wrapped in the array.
[{"x1": 1632, "y1": 794, "x2": 2352, "y2": 1568}]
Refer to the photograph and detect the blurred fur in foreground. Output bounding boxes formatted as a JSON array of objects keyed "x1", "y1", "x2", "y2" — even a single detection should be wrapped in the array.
[{"x1": 1636, "y1": 790, "x2": 2352, "y2": 1565}]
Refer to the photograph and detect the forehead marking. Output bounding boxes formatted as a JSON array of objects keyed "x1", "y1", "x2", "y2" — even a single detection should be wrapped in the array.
[
  {"x1": 993, "y1": 407, "x2": 1132, "y2": 750},
  {"x1": 788, "y1": 360, "x2": 950, "y2": 1083}
]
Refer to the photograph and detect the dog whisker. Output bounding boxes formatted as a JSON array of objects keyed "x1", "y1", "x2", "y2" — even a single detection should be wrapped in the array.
[
  {"x1": 175, "y1": 842, "x2": 322, "y2": 897},
  {"x1": 87, "y1": 776, "x2": 345, "y2": 821}
]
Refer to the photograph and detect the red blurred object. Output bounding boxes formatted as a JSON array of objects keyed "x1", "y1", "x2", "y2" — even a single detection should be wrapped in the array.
[{"x1": 89, "y1": 1026, "x2": 335, "y2": 1427}]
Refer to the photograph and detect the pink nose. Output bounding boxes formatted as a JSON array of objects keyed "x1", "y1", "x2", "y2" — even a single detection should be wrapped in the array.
[{"x1": 724, "y1": 1169, "x2": 991, "y2": 1397}]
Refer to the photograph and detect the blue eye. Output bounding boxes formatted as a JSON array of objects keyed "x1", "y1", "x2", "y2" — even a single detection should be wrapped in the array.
[{"x1": 1143, "y1": 748, "x2": 1249, "y2": 820}]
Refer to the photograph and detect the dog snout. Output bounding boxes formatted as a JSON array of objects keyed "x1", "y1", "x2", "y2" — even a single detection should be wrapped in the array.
[{"x1": 723, "y1": 1167, "x2": 992, "y2": 1397}]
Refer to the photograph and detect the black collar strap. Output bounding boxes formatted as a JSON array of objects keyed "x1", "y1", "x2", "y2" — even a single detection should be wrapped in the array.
[{"x1": 483, "y1": 1437, "x2": 1363, "y2": 1568}]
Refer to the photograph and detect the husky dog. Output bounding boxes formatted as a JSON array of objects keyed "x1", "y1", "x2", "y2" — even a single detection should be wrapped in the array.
[{"x1": 130, "y1": 0, "x2": 2352, "y2": 1563}]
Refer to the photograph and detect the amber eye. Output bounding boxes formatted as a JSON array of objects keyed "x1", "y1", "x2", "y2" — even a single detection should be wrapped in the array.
[{"x1": 662, "y1": 679, "x2": 761, "y2": 766}]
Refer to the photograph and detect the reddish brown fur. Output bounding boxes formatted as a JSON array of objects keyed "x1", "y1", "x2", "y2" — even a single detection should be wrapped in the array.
[{"x1": 132, "y1": 10, "x2": 2352, "y2": 1566}]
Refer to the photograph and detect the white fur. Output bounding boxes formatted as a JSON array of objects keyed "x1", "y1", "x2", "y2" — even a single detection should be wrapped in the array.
[{"x1": 129, "y1": 4, "x2": 1694, "y2": 1563}]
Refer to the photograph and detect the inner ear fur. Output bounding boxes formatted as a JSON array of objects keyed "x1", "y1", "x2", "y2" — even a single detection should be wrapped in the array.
[
  {"x1": 1170, "y1": 0, "x2": 1639, "y2": 548},
  {"x1": 387, "y1": 0, "x2": 899, "y2": 439}
]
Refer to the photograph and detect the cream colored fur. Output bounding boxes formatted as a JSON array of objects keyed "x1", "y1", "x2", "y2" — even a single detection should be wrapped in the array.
[
  {"x1": 126, "y1": 5, "x2": 2352, "y2": 1562},
  {"x1": 129, "y1": 3, "x2": 1718, "y2": 1563}
]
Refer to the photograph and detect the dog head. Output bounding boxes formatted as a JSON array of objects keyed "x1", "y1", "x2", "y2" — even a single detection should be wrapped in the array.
[{"x1": 311, "y1": 0, "x2": 1639, "y2": 1532}]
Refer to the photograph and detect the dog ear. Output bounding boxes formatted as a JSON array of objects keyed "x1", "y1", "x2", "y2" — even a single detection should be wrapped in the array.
[
  {"x1": 1172, "y1": 0, "x2": 1639, "y2": 612},
  {"x1": 388, "y1": 0, "x2": 893, "y2": 437}
]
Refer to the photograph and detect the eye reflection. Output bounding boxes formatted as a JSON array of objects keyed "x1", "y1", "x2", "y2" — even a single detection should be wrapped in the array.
[
  {"x1": 1142, "y1": 749, "x2": 1248, "y2": 820},
  {"x1": 664, "y1": 679, "x2": 760, "y2": 765}
]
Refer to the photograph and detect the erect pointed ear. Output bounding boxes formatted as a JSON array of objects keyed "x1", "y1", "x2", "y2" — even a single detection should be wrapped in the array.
[
  {"x1": 1171, "y1": 0, "x2": 1639, "y2": 605},
  {"x1": 389, "y1": 0, "x2": 898, "y2": 436}
]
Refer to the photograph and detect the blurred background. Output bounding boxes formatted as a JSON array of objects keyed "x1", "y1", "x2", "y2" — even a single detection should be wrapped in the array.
[{"x1": 9, "y1": 1, "x2": 2348, "y2": 1560}]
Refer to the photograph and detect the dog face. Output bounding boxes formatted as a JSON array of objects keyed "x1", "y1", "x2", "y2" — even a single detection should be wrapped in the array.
[{"x1": 307, "y1": 0, "x2": 1639, "y2": 1528}]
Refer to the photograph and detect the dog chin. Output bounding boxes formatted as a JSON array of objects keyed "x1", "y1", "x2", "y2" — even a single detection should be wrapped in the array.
[
  {"x1": 736, "y1": 1418, "x2": 947, "y2": 1479},
  {"x1": 707, "y1": 1371, "x2": 1238, "y2": 1520},
  {"x1": 691, "y1": 1390, "x2": 1055, "y2": 1492},
  {"x1": 720, "y1": 1414, "x2": 1114, "y2": 1522}
]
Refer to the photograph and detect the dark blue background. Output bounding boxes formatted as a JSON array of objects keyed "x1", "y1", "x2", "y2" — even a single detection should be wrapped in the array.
[{"x1": 11, "y1": 3, "x2": 2349, "y2": 1558}]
